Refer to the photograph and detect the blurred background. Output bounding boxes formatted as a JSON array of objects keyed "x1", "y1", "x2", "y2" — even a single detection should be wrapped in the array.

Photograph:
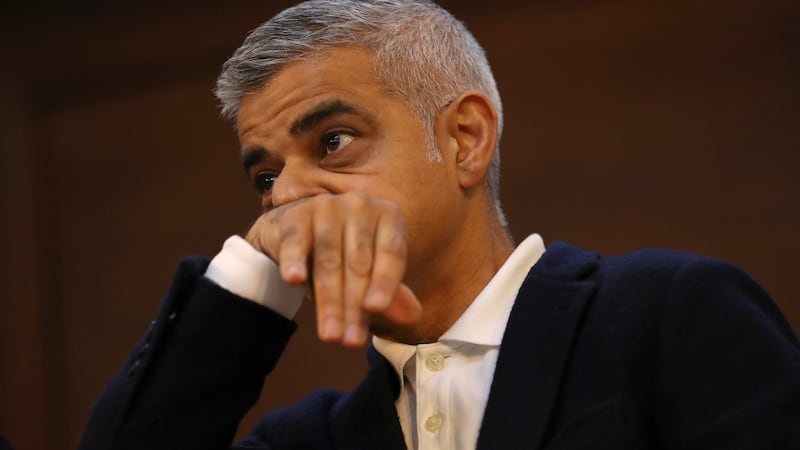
[{"x1": 1, "y1": 0, "x2": 798, "y2": 448}]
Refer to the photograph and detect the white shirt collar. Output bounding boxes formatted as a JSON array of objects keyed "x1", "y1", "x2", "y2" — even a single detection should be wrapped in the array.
[
  {"x1": 373, "y1": 234, "x2": 546, "y2": 379},
  {"x1": 440, "y1": 233, "x2": 545, "y2": 346}
]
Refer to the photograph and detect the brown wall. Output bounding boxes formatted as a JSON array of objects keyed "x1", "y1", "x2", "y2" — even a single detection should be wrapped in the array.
[{"x1": 1, "y1": 1, "x2": 798, "y2": 448}]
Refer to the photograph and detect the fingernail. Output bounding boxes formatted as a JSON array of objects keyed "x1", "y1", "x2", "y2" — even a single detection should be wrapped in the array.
[
  {"x1": 344, "y1": 325, "x2": 365, "y2": 346},
  {"x1": 323, "y1": 318, "x2": 342, "y2": 340},
  {"x1": 284, "y1": 263, "x2": 305, "y2": 281}
]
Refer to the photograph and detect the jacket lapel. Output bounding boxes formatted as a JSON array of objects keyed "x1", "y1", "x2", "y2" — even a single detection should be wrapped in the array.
[
  {"x1": 330, "y1": 347, "x2": 407, "y2": 450},
  {"x1": 477, "y1": 242, "x2": 599, "y2": 450}
]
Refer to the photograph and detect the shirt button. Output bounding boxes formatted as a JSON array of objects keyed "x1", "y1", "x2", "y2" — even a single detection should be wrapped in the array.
[
  {"x1": 425, "y1": 413, "x2": 443, "y2": 433},
  {"x1": 425, "y1": 353, "x2": 445, "y2": 372}
]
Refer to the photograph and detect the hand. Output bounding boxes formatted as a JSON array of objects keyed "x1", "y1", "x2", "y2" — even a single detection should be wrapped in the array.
[{"x1": 245, "y1": 192, "x2": 422, "y2": 347}]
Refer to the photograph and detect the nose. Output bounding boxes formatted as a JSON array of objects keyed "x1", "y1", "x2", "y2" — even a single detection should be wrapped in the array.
[{"x1": 270, "y1": 160, "x2": 322, "y2": 207}]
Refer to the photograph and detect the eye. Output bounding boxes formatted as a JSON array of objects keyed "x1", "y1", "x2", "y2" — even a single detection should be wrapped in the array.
[
  {"x1": 323, "y1": 131, "x2": 355, "y2": 154},
  {"x1": 254, "y1": 172, "x2": 278, "y2": 194}
]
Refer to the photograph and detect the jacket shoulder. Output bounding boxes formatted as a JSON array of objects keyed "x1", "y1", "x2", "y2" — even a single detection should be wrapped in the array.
[{"x1": 536, "y1": 241, "x2": 745, "y2": 284}]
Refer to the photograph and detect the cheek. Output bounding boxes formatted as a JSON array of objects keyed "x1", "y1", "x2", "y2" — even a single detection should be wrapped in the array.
[{"x1": 402, "y1": 175, "x2": 460, "y2": 236}]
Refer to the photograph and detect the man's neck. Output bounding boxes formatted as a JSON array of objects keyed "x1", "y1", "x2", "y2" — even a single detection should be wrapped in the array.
[{"x1": 378, "y1": 220, "x2": 514, "y2": 345}]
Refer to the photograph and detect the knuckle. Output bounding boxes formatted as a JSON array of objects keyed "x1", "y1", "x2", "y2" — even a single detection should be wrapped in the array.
[
  {"x1": 313, "y1": 193, "x2": 335, "y2": 209},
  {"x1": 278, "y1": 224, "x2": 301, "y2": 242},
  {"x1": 380, "y1": 228, "x2": 407, "y2": 259},
  {"x1": 246, "y1": 217, "x2": 278, "y2": 255},
  {"x1": 346, "y1": 191, "x2": 370, "y2": 205},
  {"x1": 314, "y1": 238, "x2": 342, "y2": 270},
  {"x1": 314, "y1": 276, "x2": 338, "y2": 296},
  {"x1": 369, "y1": 272, "x2": 397, "y2": 293},
  {"x1": 267, "y1": 202, "x2": 303, "y2": 225},
  {"x1": 347, "y1": 240, "x2": 373, "y2": 275},
  {"x1": 266, "y1": 205, "x2": 289, "y2": 224},
  {"x1": 316, "y1": 254, "x2": 342, "y2": 271}
]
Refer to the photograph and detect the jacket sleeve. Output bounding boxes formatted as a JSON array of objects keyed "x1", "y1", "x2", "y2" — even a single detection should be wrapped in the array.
[
  {"x1": 76, "y1": 257, "x2": 297, "y2": 450},
  {"x1": 655, "y1": 258, "x2": 800, "y2": 449}
]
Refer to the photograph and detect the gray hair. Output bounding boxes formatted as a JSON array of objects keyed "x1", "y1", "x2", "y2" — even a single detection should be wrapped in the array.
[{"x1": 215, "y1": 0, "x2": 505, "y2": 217}]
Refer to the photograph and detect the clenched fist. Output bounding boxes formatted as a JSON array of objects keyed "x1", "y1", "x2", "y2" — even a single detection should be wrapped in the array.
[{"x1": 245, "y1": 192, "x2": 422, "y2": 347}]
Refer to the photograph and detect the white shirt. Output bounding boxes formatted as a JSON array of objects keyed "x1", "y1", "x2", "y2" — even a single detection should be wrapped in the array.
[
  {"x1": 204, "y1": 235, "x2": 307, "y2": 316},
  {"x1": 203, "y1": 233, "x2": 546, "y2": 450},
  {"x1": 373, "y1": 234, "x2": 545, "y2": 450}
]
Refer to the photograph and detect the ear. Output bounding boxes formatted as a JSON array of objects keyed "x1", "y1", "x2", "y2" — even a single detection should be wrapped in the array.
[{"x1": 438, "y1": 90, "x2": 498, "y2": 190}]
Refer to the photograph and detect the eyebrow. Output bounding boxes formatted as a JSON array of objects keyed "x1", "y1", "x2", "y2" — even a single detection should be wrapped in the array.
[
  {"x1": 242, "y1": 99, "x2": 368, "y2": 174},
  {"x1": 289, "y1": 100, "x2": 366, "y2": 137},
  {"x1": 242, "y1": 147, "x2": 268, "y2": 174}
]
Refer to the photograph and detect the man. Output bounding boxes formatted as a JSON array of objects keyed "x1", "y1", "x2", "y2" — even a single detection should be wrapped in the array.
[{"x1": 78, "y1": 1, "x2": 800, "y2": 449}]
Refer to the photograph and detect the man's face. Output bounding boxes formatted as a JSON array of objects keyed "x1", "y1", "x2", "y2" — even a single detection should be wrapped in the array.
[{"x1": 236, "y1": 47, "x2": 464, "y2": 282}]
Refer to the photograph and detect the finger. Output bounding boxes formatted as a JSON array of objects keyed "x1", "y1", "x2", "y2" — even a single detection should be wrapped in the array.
[
  {"x1": 363, "y1": 206, "x2": 407, "y2": 313},
  {"x1": 244, "y1": 214, "x2": 276, "y2": 256},
  {"x1": 381, "y1": 283, "x2": 422, "y2": 327},
  {"x1": 275, "y1": 220, "x2": 312, "y2": 285},
  {"x1": 311, "y1": 197, "x2": 345, "y2": 343},
  {"x1": 342, "y1": 204, "x2": 377, "y2": 347},
  {"x1": 368, "y1": 284, "x2": 422, "y2": 338},
  {"x1": 245, "y1": 203, "x2": 309, "y2": 280},
  {"x1": 255, "y1": 203, "x2": 313, "y2": 285},
  {"x1": 341, "y1": 306, "x2": 370, "y2": 347}
]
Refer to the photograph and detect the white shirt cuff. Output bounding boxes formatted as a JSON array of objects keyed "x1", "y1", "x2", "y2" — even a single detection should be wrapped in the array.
[{"x1": 204, "y1": 235, "x2": 306, "y2": 319}]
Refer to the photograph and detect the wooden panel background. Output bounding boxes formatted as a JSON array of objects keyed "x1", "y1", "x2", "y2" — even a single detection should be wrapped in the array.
[{"x1": 1, "y1": 1, "x2": 798, "y2": 448}]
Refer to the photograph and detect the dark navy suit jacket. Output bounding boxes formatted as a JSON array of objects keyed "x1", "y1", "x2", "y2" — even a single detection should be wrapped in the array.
[{"x1": 77, "y1": 242, "x2": 800, "y2": 449}]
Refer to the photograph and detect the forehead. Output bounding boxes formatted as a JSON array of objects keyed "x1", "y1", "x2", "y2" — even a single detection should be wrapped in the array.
[{"x1": 236, "y1": 47, "x2": 388, "y2": 137}]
